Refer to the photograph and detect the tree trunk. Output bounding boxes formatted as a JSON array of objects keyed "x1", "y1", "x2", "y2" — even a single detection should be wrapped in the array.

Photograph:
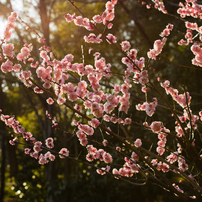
[{"x1": 0, "y1": 80, "x2": 5, "y2": 202}]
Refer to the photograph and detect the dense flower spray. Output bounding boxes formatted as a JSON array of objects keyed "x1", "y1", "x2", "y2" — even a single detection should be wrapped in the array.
[{"x1": 1, "y1": 0, "x2": 202, "y2": 200}]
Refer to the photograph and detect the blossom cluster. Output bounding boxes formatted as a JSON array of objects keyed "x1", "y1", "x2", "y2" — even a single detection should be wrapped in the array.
[
  {"x1": 177, "y1": 0, "x2": 202, "y2": 19},
  {"x1": 152, "y1": 0, "x2": 167, "y2": 14},
  {"x1": 3, "y1": 12, "x2": 18, "y2": 41},
  {"x1": 1, "y1": 0, "x2": 202, "y2": 199},
  {"x1": 112, "y1": 156, "x2": 140, "y2": 178},
  {"x1": 65, "y1": 0, "x2": 118, "y2": 43},
  {"x1": 161, "y1": 80, "x2": 191, "y2": 108},
  {"x1": 0, "y1": 110, "x2": 69, "y2": 165},
  {"x1": 86, "y1": 145, "x2": 112, "y2": 165},
  {"x1": 147, "y1": 37, "x2": 167, "y2": 60},
  {"x1": 136, "y1": 98, "x2": 158, "y2": 117}
]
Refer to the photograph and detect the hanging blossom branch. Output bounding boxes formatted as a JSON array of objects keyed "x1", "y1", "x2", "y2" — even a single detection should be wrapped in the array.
[{"x1": 1, "y1": 0, "x2": 202, "y2": 200}]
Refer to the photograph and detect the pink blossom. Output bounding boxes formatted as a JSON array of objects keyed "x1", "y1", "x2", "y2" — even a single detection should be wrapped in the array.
[
  {"x1": 97, "y1": 166, "x2": 110, "y2": 175},
  {"x1": 21, "y1": 71, "x2": 31, "y2": 80},
  {"x1": 45, "y1": 137, "x2": 54, "y2": 148},
  {"x1": 106, "y1": 33, "x2": 117, "y2": 44},
  {"x1": 119, "y1": 102, "x2": 130, "y2": 114},
  {"x1": 3, "y1": 30, "x2": 12, "y2": 41},
  {"x1": 110, "y1": 116, "x2": 117, "y2": 123},
  {"x1": 21, "y1": 47, "x2": 31, "y2": 58},
  {"x1": 1, "y1": 59, "x2": 13, "y2": 73},
  {"x1": 30, "y1": 152, "x2": 38, "y2": 159},
  {"x1": 141, "y1": 87, "x2": 147, "y2": 92},
  {"x1": 147, "y1": 38, "x2": 167, "y2": 60},
  {"x1": 24, "y1": 148, "x2": 31, "y2": 154},
  {"x1": 103, "y1": 114, "x2": 111, "y2": 122},
  {"x1": 121, "y1": 41, "x2": 131, "y2": 51},
  {"x1": 95, "y1": 149, "x2": 104, "y2": 161},
  {"x1": 34, "y1": 87, "x2": 44, "y2": 94},
  {"x1": 134, "y1": 138, "x2": 142, "y2": 147},
  {"x1": 102, "y1": 139, "x2": 108, "y2": 146},
  {"x1": 65, "y1": 13, "x2": 74, "y2": 22},
  {"x1": 156, "y1": 146, "x2": 165, "y2": 156},
  {"x1": 106, "y1": 1, "x2": 114, "y2": 10},
  {"x1": 130, "y1": 163, "x2": 139, "y2": 173},
  {"x1": 105, "y1": 12, "x2": 115, "y2": 22},
  {"x1": 33, "y1": 141, "x2": 42, "y2": 152},
  {"x1": 80, "y1": 138, "x2": 88, "y2": 146},
  {"x1": 150, "y1": 121, "x2": 162, "y2": 133},
  {"x1": 124, "y1": 118, "x2": 132, "y2": 125},
  {"x1": 113, "y1": 85, "x2": 120, "y2": 93},
  {"x1": 59, "y1": 148, "x2": 69, "y2": 158},
  {"x1": 131, "y1": 152, "x2": 139, "y2": 161},
  {"x1": 84, "y1": 33, "x2": 102, "y2": 43},
  {"x1": 178, "y1": 157, "x2": 188, "y2": 172},
  {"x1": 103, "y1": 152, "x2": 113, "y2": 164},
  {"x1": 8, "y1": 15, "x2": 16, "y2": 23},
  {"x1": 49, "y1": 154, "x2": 55, "y2": 161},
  {"x1": 3, "y1": 43, "x2": 14, "y2": 56},
  {"x1": 74, "y1": 16, "x2": 84, "y2": 26},
  {"x1": 57, "y1": 97, "x2": 66, "y2": 105},
  {"x1": 89, "y1": 118, "x2": 100, "y2": 128},
  {"x1": 112, "y1": 168, "x2": 119, "y2": 178},
  {"x1": 68, "y1": 92, "x2": 78, "y2": 102},
  {"x1": 107, "y1": 23, "x2": 113, "y2": 29},
  {"x1": 38, "y1": 154, "x2": 48, "y2": 165},
  {"x1": 13, "y1": 64, "x2": 21, "y2": 72},
  {"x1": 158, "y1": 140, "x2": 166, "y2": 147},
  {"x1": 93, "y1": 15, "x2": 103, "y2": 23},
  {"x1": 86, "y1": 153, "x2": 95, "y2": 162}
]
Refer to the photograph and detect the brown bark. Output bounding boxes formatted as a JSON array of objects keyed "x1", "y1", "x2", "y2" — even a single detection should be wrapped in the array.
[{"x1": 38, "y1": 0, "x2": 50, "y2": 46}]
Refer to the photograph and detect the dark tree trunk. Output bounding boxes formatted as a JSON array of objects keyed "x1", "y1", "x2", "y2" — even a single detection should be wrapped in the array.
[
  {"x1": 39, "y1": 0, "x2": 50, "y2": 46},
  {"x1": 0, "y1": 80, "x2": 5, "y2": 202}
]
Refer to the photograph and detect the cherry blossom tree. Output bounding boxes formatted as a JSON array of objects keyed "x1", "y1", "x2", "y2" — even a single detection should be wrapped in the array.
[{"x1": 1, "y1": 0, "x2": 202, "y2": 201}]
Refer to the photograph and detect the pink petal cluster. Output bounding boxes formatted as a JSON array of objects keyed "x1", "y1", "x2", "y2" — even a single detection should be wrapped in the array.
[
  {"x1": 134, "y1": 138, "x2": 142, "y2": 148},
  {"x1": 3, "y1": 12, "x2": 18, "y2": 41},
  {"x1": 159, "y1": 24, "x2": 174, "y2": 37},
  {"x1": 120, "y1": 41, "x2": 131, "y2": 51},
  {"x1": 147, "y1": 38, "x2": 167, "y2": 60},
  {"x1": 96, "y1": 165, "x2": 111, "y2": 175},
  {"x1": 76, "y1": 130, "x2": 88, "y2": 146},
  {"x1": 1, "y1": 59, "x2": 13, "y2": 73},
  {"x1": 152, "y1": 0, "x2": 167, "y2": 14},
  {"x1": 45, "y1": 137, "x2": 54, "y2": 149},
  {"x1": 112, "y1": 157, "x2": 140, "y2": 178},
  {"x1": 84, "y1": 33, "x2": 103, "y2": 43},
  {"x1": 134, "y1": 70, "x2": 149, "y2": 85},
  {"x1": 17, "y1": 44, "x2": 32, "y2": 61},
  {"x1": 150, "y1": 121, "x2": 162, "y2": 133},
  {"x1": 38, "y1": 152, "x2": 55, "y2": 165},
  {"x1": 59, "y1": 148, "x2": 69, "y2": 158},
  {"x1": 3, "y1": 43, "x2": 15, "y2": 57},
  {"x1": 151, "y1": 159, "x2": 169, "y2": 173},
  {"x1": 191, "y1": 44, "x2": 202, "y2": 67},
  {"x1": 136, "y1": 98, "x2": 158, "y2": 117},
  {"x1": 161, "y1": 80, "x2": 191, "y2": 108},
  {"x1": 78, "y1": 124, "x2": 94, "y2": 136},
  {"x1": 33, "y1": 141, "x2": 42, "y2": 152},
  {"x1": 86, "y1": 145, "x2": 113, "y2": 164},
  {"x1": 177, "y1": 0, "x2": 202, "y2": 19}
]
